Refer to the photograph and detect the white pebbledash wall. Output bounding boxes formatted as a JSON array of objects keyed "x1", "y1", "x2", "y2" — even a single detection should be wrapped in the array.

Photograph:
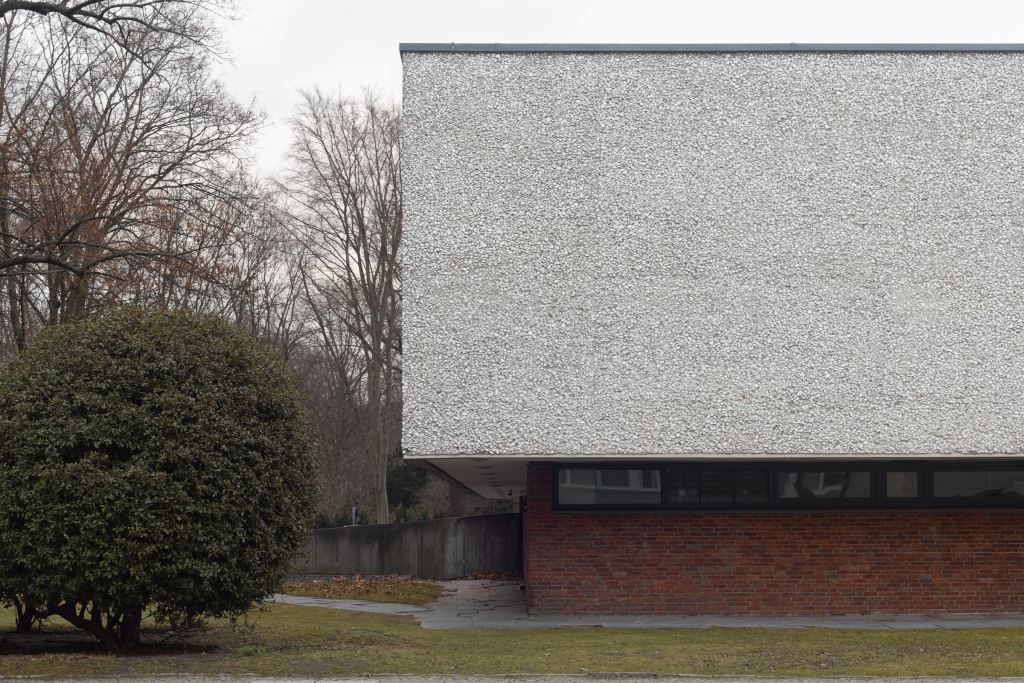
[{"x1": 402, "y1": 51, "x2": 1024, "y2": 457}]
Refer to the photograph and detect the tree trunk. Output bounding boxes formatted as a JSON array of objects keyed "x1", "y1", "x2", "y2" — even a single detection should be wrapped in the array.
[
  {"x1": 47, "y1": 271, "x2": 60, "y2": 326},
  {"x1": 370, "y1": 421, "x2": 389, "y2": 525},
  {"x1": 51, "y1": 602, "x2": 143, "y2": 650},
  {"x1": 1, "y1": 210, "x2": 24, "y2": 350},
  {"x1": 12, "y1": 597, "x2": 47, "y2": 631},
  {"x1": 367, "y1": 360, "x2": 390, "y2": 525},
  {"x1": 117, "y1": 605, "x2": 143, "y2": 649},
  {"x1": 67, "y1": 272, "x2": 90, "y2": 320}
]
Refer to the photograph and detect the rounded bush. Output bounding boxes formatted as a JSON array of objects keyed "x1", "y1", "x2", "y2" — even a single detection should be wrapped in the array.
[{"x1": 0, "y1": 308, "x2": 318, "y2": 648}]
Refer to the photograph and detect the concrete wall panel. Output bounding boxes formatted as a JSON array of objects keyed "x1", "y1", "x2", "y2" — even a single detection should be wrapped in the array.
[
  {"x1": 293, "y1": 514, "x2": 522, "y2": 579},
  {"x1": 403, "y1": 52, "x2": 1024, "y2": 456}
]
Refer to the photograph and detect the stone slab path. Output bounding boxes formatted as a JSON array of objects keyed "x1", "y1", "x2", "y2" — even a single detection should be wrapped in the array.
[{"x1": 271, "y1": 581, "x2": 1024, "y2": 630}]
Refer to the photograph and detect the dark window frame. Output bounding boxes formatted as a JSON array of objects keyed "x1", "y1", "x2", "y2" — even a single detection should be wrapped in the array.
[
  {"x1": 881, "y1": 466, "x2": 926, "y2": 506},
  {"x1": 772, "y1": 465, "x2": 877, "y2": 508},
  {"x1": 554, "y1": 463, "x2": 666, "y2": 511},
  {"x1": 928, "y1": 463, "x2": 1024, "y2": 506},
  {"x1": 551, "y1": 461, "x2": 1024, "y2": 511}
]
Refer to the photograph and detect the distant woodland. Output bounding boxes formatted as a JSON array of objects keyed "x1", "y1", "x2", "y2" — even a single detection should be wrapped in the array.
[{"x1": 0, "y1": 1, "x2": 500, "y2": 524}]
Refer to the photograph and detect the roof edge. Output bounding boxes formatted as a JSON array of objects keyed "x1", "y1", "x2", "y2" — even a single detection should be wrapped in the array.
[
  {"x1": 400, "y1": 42, "x2": 1024, "y2": 54},
  {"x1": 403, "y1": 453, "x2": 1024, "y2": 460}
]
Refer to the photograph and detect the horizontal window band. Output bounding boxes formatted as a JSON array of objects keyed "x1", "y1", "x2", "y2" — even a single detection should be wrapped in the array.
[{"x1": 553, "y1": 461, "x2": 1024, "y2": 511}]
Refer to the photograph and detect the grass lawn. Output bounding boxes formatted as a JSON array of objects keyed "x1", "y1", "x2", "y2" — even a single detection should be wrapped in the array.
[
  {"x1": 6, "y1": 602, "x2": 1024, "y2": 677},
  {"x1": 282, "y1": 578, "x2": 445, "y2": 605}
]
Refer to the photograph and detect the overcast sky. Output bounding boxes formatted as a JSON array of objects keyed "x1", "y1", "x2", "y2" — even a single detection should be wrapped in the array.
[{"x1": 216, "y1": 0, "x2": 1024, "y2": 175}]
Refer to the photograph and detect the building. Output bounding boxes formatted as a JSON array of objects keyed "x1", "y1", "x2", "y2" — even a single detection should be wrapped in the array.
[{"x1": 401, "y1": 44, "x2": 1024, "y2": 615}]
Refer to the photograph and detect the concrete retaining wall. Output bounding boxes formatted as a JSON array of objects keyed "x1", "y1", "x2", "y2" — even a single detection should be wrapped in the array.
[{"x1": 293, "y1": 513, "x2": 522, "y2": 579}]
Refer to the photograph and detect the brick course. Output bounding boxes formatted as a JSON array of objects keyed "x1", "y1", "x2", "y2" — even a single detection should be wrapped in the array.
[{"x1": 525, "y1": 462, "x2": 1024, "y2": 615}]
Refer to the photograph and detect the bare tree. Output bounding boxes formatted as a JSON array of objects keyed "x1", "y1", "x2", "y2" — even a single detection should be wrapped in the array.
[
  {"x1": 0, "y1": 6, "x2": 410, "y2": 532},
  {"x1": 0, "y1": 12, "x2": 51, "y2": 350},
  {"x1": 0, "y1": 11, "x2": 262, "y2": 350},
  {"x1": 0, "y1": 0, "x2": 235, "y2": 55},
  {"x1": 281, "y1": 89, "x2": 401, "y2": 525}
]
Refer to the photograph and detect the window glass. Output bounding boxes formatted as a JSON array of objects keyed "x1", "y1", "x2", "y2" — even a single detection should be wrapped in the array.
[
  {"x1": 701, "y1": 470, "x2": 733, "y2": 503},
  {"x1": 886, "y1": 471, "x2": 919, "y2": 498},
  {"x1": 932, "y1": 470, "x2": 1024, "y2": 499},
  {"x1": 665, "y1": 468, "x2": 698, "y2": 504},
  {"x1": 735, "y1": 470, "x2": 769, "y2": 503},
  {"x1": 555, "y1": 462, "x2": 1024, "y2": 509},
  {"x1": 694, "y1": 469, "x2": 768, "y2": 504},
  {"x1": 557, "y1": 468, "x2": 661, "y2": 505},
  {"x1": 777, "y1": 471, "x2": 871, "y2": 499}
]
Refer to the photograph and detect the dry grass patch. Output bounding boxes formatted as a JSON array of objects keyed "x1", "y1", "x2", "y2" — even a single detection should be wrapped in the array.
[
  {"x1": 6, "y1": 602, "x2": 1024, "y2": 677},
  {"x1": 282, "y1": 576, "x2": 445, "y2": 605}
]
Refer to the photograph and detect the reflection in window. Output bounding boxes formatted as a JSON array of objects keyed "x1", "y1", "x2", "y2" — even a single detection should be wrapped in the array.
[
  {"x1": 778, "y1": 471, "x2": 871, "y2": 499},
  {"x1": 932, "y1": 470, "x2": 1024, "y2": 498},
  {"x1": 553, "y1": 462, "x2": 1024, "y2": 509},
  {"x1": 557, "y1": 468, "x2": 661, "y2": 505},
  {"x1": 702, "y1": 470, "x2": 733, "y2": 503},
  {"x1": 735, "y1": 470, "x2": 769, "y2": 503},
  {"x1": 679, "y1": 469, "x2": 768, "y2": 505},
  {"x1": 886, "y1": 471, "x2": 919, "y2": 498},
  {"x1": 665, "y1": 468, "x2": 698, "y2": 504}
]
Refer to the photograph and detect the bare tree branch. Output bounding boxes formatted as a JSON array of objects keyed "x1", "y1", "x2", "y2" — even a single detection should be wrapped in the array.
[
  {"x1": 0, "y1": 9, "x2": 262, "y2": 344},
  {"x1": 0, "y1": 0, "x2": 237, "y2": 57},
  {"x1": 280, "y1": 88, "x2": 402, "y2": 524}
]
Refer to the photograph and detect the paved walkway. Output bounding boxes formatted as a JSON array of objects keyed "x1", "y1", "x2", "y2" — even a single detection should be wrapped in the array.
[{"x1": 271, "y1": 581, "x2": 1024, "y2": 630}]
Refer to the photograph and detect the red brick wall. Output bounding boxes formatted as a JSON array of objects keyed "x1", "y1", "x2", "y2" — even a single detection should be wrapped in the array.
[{"x1": 525, "y1": 462, "x2": 1024, "y2": 616}]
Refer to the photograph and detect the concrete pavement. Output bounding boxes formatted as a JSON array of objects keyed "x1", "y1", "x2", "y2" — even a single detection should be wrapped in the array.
[{"x1": 270, "y1": 581, "x2": 1024, "y2": 630}]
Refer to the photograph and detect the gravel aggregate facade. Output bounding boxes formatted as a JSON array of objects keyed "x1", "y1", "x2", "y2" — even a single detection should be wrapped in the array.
[{"x1": 402, "y1": 51, "x2": 1024, "y2": 457}]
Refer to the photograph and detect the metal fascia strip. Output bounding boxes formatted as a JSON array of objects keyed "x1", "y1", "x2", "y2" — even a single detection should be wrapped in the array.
[
  {"x1": 399, "y1": 43, "x2": 1024, "y2": 54},
  {"x1": 403, "y1": 453, "x2": 1024, "y2": 461}
]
